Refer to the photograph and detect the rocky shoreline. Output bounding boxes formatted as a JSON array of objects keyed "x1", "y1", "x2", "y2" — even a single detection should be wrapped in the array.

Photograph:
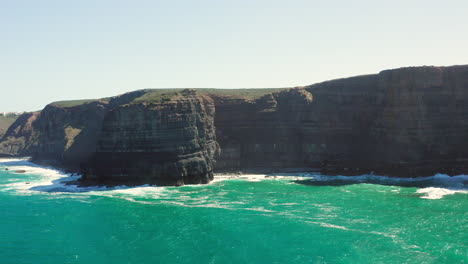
[{"x1": 1, "y1": 65, "x2": 468, "y2": 186}]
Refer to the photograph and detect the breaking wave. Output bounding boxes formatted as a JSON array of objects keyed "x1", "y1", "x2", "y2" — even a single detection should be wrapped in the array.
[{"x1": 0, "y1": 158, "x2": 467, "y2": 200}]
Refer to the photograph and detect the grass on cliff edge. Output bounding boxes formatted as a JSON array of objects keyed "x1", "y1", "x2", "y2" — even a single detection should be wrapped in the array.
[
  {"x1": 130, "y1": 89, "x2": 183, "y2": 104},
  {"x1": 50, "y1": 99, "x2": 107, "y2": 108},
  {"x1": 49, "y1": 91, "x2": 182, "y2": 107},
  {"x1": 197, "y1": 88, "x2": 289, "y2": 98},
  {"x1": 49, "y1": 88, "x2": 291, "y2": 108},
  {"x1": 129, "y1": 88, "x2": 291, "y2": 104}
]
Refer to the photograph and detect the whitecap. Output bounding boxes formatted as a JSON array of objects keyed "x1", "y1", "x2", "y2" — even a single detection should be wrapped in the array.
[
  {"x1": 0, "y1": 157, "x2": 30, "y2": 163},
  {"x1": 416, "y1": 187, "x2": 468, "y2": 199},
  {"x1": 211, "y1": 173, "x2": 310, "y2": 184}
]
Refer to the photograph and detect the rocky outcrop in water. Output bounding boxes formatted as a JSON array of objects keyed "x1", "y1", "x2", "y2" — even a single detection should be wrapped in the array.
[{"x1": 1, "y1": 65, "x2": 467, "y2": 184}]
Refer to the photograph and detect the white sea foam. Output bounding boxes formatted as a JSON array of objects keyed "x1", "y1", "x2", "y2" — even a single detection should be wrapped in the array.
[
  {"x1": 294, "y1": 173, "x2": 468, "y2": 199},
  {"x1": 1, "y1": 159, "x2": 77, "y2": 194},
  {"x1": 416, "y1": 187, "x2": 468, "y2": 199},
  {"x1": 212, "y1": 174, "x2": 269, "y2": 182},
  {"x1": 212, "y1": 173, "x2": 310, "y2": 183},
  {"x1": 0, "y1": 158, "x2": 151, "y2": 196},
  {"x1": 213, "y1": 171, "x2": 468, "y2": 187},
  {"x1": 0, "y1": 157, "x2": 31, "y2": 163},
  {"x1": 1, "y1": 158, "x2": 467, "y2": 201}
]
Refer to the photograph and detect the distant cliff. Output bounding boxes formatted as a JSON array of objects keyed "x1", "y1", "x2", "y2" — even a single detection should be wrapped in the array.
[
  {"x1": 1, "y1": 65, "x2": 467, "y2": 185},
  {"x1": 0, "y1": 114, "x2": 21, "y2": 140},
  {"x1": 0, "y1": 112, "x2": 41, "y2": 157}
]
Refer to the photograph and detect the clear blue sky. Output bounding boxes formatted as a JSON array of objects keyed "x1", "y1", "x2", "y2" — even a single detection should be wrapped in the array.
[{"x1": 1, "y1": 0, "x2": 467, "y2": 112}]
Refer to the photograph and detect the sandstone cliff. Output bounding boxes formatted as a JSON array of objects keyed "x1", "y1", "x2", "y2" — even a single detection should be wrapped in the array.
[{"x1": 1, "y1": 65, "x2": 467, "y2": 184}]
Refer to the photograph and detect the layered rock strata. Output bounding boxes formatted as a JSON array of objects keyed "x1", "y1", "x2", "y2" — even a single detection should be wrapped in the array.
[
  {"x1": 0, "y1": 65, "x2": 467, "y2": 184},
  {"x1": 213, "y1": 65, "x2": 468, "y2": 176},
  {"x1": 83, "y1": 90, "x2": 219, "y2": 186}
]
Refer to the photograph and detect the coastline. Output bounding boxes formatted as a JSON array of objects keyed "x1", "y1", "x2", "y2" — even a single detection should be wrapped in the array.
[{"x1": 1, "y1": 157, "x2": 467, "y2": 200}]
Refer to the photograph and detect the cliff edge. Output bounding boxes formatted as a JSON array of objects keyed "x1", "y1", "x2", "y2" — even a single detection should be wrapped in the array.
[{"x1": 1, "y1": 65, "x2": 467, "y2": 184}]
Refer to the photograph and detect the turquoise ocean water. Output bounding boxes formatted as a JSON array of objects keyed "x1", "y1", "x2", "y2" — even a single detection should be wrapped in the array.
[{"x1": 0, "y1": 158, "x2": 466, "y2": 264}]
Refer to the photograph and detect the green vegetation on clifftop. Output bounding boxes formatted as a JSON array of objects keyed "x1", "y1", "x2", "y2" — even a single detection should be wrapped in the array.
[
  {"x1": 130, "y1": 89, "x2": 183, "y2": 104},
  {"x1": 49, "y1": 88, "x2": 292, "y2": 108},
  {"x1": 50, "y1": 99, "x2": 107, "y2": 108},
  {"x1": 197, "y1": 88, "x2": 290, "y2": 99}
]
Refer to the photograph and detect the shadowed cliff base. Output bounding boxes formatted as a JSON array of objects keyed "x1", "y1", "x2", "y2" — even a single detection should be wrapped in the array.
[
  {"x1": 1, "y1": 65, "x2": 468, "y2": 185},
  {"x1": 294, "y1": 174, "x2": 468, "y2": 190}
]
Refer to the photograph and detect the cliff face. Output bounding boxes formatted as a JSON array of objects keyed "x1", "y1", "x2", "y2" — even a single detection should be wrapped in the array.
[
  {"x1": 368, "y1": 66, "x2": 468, "y2": 175},
  {"x1": 0, "y1": 89, "x2": 219, "y2": 185},
  {"x1": 0, "y1": 112, "x2": 41, "y2": 156},
  {"x1": 213, "y1": 65, "x2": 468, "y2": 176},
  {"x1": 1, "y1": 65, "x2": 467, "y2": 183},
  {"x1": 213, "y1": 74, "x2": 379, "y2": 172},
  {"x1": 83, "y1": 89, "x2": 220, "y2": 186},
  {"x1": 30, "y1": 102, "x2": 109, "y2": 169},
  {"x1": 0, "y1": 102, "x2": 108, "y2": 167}
]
